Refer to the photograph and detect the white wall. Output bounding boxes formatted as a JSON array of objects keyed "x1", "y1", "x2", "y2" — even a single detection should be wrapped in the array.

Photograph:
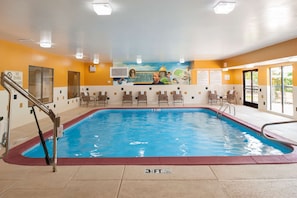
[
  {"x1": 258, "y1": 85, "x2": 268, "y2": 111},
  {"x1": 0, "y1": 87, "x2": 80, "y2": 129},
  {"x1": 0, "y1": 84, "x2": 237, "y2": 130},
  {"x1": 82, "y1": 84, "x2": 237, "y2": 106}
]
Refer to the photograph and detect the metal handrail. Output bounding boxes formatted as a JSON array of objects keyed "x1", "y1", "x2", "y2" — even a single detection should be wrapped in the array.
[
  {"x1": 217, "y1": 102, "x2": 236, "y2": 117},
  {"x1": 0, "y1": 72, "x2": 59, "y2": 172},
  {"x1": 261, "y1": 120, "x2": 297, "y2": 146}
]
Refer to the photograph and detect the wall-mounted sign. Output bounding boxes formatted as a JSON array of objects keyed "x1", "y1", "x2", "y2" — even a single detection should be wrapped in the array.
[{"x1": 4, "y1": 70, "x2": 23, "y2": 87}]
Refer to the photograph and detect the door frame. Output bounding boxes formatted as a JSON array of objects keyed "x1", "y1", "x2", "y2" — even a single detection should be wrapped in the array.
[{"x1": 243, "y1": 69, "x2": 258, "y2": 108}]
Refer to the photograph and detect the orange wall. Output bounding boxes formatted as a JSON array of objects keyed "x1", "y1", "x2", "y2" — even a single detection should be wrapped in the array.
[
  {"x1": 257, "y1": 66, "x2": 268, "y2": 85},
  {"x1": 1, "y1": 38, "x2": 297, "y2": 88},
  {"x1": 222, "y1": 38, "x2": 297, "y2": 86},
  {"x1": 223, "y1": 38, "x2": 297, "y2": 67},
  {"x1": 221, "y1": 70, "x2": 242, "y2": 85},
  {"x1": 83, "y1": 62, "x2": 113, "y2": 85},
  {"x1": 257, "y1": 62, "x2": 297, "y2": 86},
  {"x1": 191, "y1": 60, "x2": 223, "y2": 84},
  {"x1": 294, "y1": 63, "x2": 297, "y2": 86},
  {"x1": 0, "y1": 39, "x2": 85, "y2": 90}
]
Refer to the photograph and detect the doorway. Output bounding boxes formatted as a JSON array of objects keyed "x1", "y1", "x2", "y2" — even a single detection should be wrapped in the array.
[
  {"x1": 243, "y1": 70, "x2": 258, "y2": 108},
  {"x1": 269, "y1": 66, "x2": 293, "y2": 116}
]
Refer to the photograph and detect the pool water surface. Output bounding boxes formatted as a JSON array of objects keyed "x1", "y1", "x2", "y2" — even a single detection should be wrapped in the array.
[{"x1": 23, "y1": 108, "x2": 292, "y2": 158}]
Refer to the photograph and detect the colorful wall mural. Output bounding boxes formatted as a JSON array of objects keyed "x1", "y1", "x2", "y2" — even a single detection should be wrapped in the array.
[{"x1": 113, "y1": 61, "x2": 192, "y2": 85}]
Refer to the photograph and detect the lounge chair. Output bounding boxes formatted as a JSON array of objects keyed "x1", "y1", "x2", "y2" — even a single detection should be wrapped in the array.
[
  {"x1": 122, "y1": 91, "x2": 133, "y2": 105},
  {"x1": 97, "y1": 91, "x2": 108, "y2": 106},
  {"x1": 158, "y1": 91, "x2": 168, "y2": 105},
  {"x1": 173, "y1": 91, "x2": 183, "y2": 105},
  {"x1": 137, "y1": 91, "x2": 147, "y2": 105}
]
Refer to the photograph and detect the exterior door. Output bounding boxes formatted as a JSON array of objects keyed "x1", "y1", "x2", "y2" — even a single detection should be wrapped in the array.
[
  {"x1": 243, "y1": 70, "x2": 258, "y2": 108},
  {"x1": 269, "y1": 66, "x2": 293, "y2": 115}
]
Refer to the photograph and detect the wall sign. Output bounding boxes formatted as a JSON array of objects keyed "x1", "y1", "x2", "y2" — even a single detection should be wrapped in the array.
[{"x1": 4, "y1": 70, "x2": 23, "y2": 87}]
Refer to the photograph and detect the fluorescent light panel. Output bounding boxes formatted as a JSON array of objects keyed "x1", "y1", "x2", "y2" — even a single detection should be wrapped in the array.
[
  {"x1": 40, "y1": 41, "x2": 52, "y2": 48},
  {"x1": 214, "y1": 1, "x2": 236, "y2": 14},
  {"x1": 93, "y1": 2, "x2": 112, "y2": 15},
  {"x1": 40, "y1": 31, "x2": 52, "y2": 48},
  {"x1": 76, "y1": 49, "x2": 83, "y2": 59},
  {"x1": 136, "y1": 56, "x2": 142, "y2": 64},
  {"x1": 179, "y1": 57, "x2": 185, "y2": 63},
  {"x1": 93, "y1": 54, "x2": 100, "y2": 64},
  {"x1": 76, "y1": 53, "x2": 83, "y2": 59}
]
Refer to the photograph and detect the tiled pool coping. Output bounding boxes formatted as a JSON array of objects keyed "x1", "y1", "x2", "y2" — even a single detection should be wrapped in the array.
[{"x1": 3, "y1": 107, "x2": 297, "y2": 166}]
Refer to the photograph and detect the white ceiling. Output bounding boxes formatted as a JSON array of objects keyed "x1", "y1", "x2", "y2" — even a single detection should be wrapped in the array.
[{"x1": 1, "y1": 0, "x2": 297, "y2": 63}]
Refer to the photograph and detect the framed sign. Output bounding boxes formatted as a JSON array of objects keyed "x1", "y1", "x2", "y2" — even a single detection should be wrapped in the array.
[{"x1": 4, "y1": 70, "x2": 23, "y2": 87}]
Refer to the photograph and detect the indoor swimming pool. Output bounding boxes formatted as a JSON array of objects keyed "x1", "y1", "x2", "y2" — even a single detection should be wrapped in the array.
[{"x1": 5, "y1": 107, "x2": 296, "y2": 165}]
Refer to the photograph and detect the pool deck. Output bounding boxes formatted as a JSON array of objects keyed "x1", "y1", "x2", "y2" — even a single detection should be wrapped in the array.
[{"x1": 1, "y1": 104, "x2": 297, "y2": 197}]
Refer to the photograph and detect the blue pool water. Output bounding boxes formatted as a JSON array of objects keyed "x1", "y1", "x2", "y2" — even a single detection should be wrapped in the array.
[{"x1": 23, "y1": 108, "x2": 292, "y2": 158}]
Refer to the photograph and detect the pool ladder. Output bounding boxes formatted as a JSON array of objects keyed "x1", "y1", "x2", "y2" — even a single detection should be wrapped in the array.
[
  {"x1": 0, "y1": 72, "x2": 60, "y2": 172},
  {"x1": 217, "y1": 103, "x2": 236, "y2": 117},
  {"x1": 261, "y1": 120, "x2": 297, "y2": 146}
]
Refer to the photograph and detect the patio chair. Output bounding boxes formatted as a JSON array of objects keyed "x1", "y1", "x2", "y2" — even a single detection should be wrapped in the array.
[
  {"x1": 80, "y1": 92, "x2": 96, "y2": 106},
  {"x1": 208, "y1": 90, "x2": 218, "y2": 104},
  {"x1": 97, "y1": 91, "x2": 108, "y2": 106},
  {"x1": 227, "y1": 89, "x2": 237, "y2": 104},
  {"x1": 122, "y1": 91, "x2": 133, "y2": 105},
  {"x1": 158, "y1": 91, "x2": 169, "y2": 105},
  {"x1": 173, "y1": 91, "x2": 183, "y2": 105},
  {"x1": 137, "y1": 91, "x2": 147, "y2": 105}
]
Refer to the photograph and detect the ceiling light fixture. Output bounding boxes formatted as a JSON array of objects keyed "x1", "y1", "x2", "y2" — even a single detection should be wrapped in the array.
[
  {"x1": 213, "y1": 1, "x2": 236, "y2": 14},
  {"x1": 40, "y1": 41, "x2": 52, "y2": 48},
  {"x1": 93, "y1": 0, "x2": 112, "y2": 15},
  {"x1": 93, "y1": 54, "x2": 100, "y2": 64},
  {"x1": 75, "y1": 49, "x2": 83, "y2": 59},
  {"x1": 136, "y1": 56, "x2": 142, "y2": 64},
  {"x1": 39, "y1": 31, "x2": 52, "y2": 48},
  {"x1": 179, "y1": 57, "x2": 185, "y2": 63}
]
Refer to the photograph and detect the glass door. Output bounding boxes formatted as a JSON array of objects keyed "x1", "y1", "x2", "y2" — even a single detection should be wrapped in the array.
[
  {"x1": 270, "y1": 66, "x2": 293, "y2": 115},
  {"x1": 243, "y1": 70, "x2": 258, "y2": 108}
]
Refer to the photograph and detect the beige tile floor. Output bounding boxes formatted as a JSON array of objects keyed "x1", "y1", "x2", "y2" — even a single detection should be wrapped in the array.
[{"x1": 1, "y1": 104, "x2": 297, "y2": 198}]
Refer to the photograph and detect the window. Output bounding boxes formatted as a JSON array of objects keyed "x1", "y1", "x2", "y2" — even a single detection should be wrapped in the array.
[
  {"x1": 269, "y1": 65, "x2": 293, "y2": 115},
  {"x1": 28, "y1": 66, "x2": 54, "y2": 106},
  {"x1": 197, "y1": 70, "x2": 222, "y2": 86},
  {"x1": 68, "y1": 71, "x2": 80, "y2": 99}
]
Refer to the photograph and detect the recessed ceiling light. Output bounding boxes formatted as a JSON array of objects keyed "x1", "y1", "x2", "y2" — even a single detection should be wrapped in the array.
[{"x1": 213, "y1": 1, "x2": 236, "y2": 14}]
